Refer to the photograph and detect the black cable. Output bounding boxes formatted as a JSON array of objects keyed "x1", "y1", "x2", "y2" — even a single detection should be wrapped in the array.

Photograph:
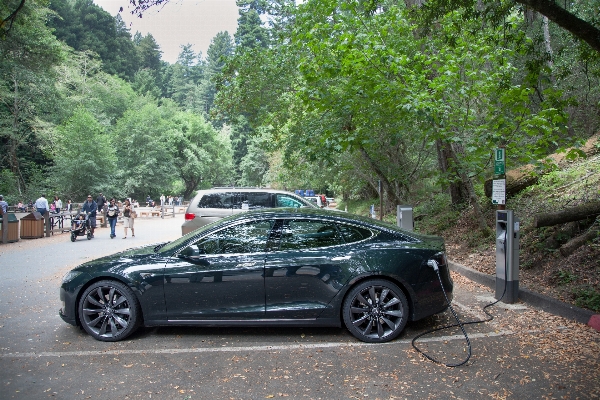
[{"x1": 412, "y1": 236, "x2": 509, "y2": 367}]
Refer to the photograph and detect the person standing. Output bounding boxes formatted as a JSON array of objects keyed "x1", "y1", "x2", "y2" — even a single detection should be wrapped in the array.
[
  {"x1": 35, "y1": 195, "x2": 49, "y2": 216},
  {"x1": 81, "y1": 194, "x2": 97, "y2": 237},
  {"x1": 106, "y1": 198, "x2": 119, "y2": 239},
  {"x1": 121, "y1": 199, "x2": 135, "y2": 238},
  {"x1": 160, "y1": 194, "x2": 165, "y2": 206},
  {"x1": 0, "y1": 195, "x2": 8, "y2": 215},
  {"x1": 96, "y1": 193, "x2": 106, "y2": 213},
  {"x1": 54, "y1": 196, "x2": 62, "y2": 213}
]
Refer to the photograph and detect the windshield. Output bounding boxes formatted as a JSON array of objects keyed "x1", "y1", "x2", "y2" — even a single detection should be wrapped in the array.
[{"x1": 157, "y1": 218, "x2": 226, "y2": 254}]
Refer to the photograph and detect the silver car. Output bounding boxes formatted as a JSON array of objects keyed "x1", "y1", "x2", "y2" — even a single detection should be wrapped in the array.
[{"x1": 181, "y1": 188, "x2": 317, "y2": 235}]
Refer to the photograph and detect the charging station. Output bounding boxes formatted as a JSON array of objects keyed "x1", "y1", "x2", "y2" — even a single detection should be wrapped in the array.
[
  {"x1": 396, "y1": 205, "x2": 414, "y2": 231},
  {"x1": 495, "y1": 210, "x2": 520, "y2": 303}
]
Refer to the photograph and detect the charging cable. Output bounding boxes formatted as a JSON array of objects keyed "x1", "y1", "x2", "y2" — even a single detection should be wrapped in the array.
[{"x1": 411, "y1": 246, "x2": 508, "y2": 367}]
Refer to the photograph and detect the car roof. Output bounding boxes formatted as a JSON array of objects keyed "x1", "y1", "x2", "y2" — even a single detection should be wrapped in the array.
[
  {"x1": 195, "y1": 188, "x2": 302, "y2": 194},
  {"x1": 221, "y1": 207, "x2": 419, "y2": 238}
]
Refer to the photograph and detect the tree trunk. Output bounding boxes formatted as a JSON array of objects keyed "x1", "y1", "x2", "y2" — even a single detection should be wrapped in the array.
[
  {"x1": 534, "y1": 201, "x2": 600, "y2": 228},
  {"x1": 435, "y1": 139, "x2": 467, "y2": 205},
  {"x1": 559, "y1": 228, "x2": 599, "y2": 257},
  {"x1": 357, "y1": 145, "x2": 402, "y2": 208}
]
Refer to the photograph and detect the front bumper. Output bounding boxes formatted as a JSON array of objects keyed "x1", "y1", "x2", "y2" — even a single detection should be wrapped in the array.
[{"x1": 59, "y1": 287, "x2": 78, "y2": 326}]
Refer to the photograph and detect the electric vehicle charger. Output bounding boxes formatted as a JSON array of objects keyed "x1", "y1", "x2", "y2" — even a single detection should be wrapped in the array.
[{"x1": 412, "y1": 242, "x2": 509, "y2": 367}]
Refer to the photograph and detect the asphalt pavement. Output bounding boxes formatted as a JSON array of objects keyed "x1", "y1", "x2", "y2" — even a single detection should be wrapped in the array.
[{"x1": 0, "y1": 216, "x2": 598, "y2": 399}]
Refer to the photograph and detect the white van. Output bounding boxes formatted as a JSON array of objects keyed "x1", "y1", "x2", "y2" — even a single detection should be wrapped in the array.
[{"x1": 181, "y1": 188, "x2": 316, "y2": 235}]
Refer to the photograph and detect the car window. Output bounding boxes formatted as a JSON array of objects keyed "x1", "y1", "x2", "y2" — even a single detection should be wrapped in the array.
[
  {"x1": 276, "y1": 194, "x2": 305, "y2": 208},
  {"x1": 279, "y1": 220, "x2": 343, "y2": 250},
  {"x1": 337, "y1": 224, "x2": 373, "y2": 243},
  {"x1": 198, "y1": 193, "x2": 234, "y2": 209},
  {"x1": 184, "y1": 220, "x2": 275, "y2": 255}
]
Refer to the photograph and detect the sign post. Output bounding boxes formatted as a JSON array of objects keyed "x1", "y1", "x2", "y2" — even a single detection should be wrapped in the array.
[{"x1": 492, "y1": 148, "x2": 506, "y2": 208}]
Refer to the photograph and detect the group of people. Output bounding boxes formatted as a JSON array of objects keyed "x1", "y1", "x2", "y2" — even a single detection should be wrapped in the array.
[
  {"x1": 148, "y1": 194, "x2": 182, "y2": 207},
  {"x1": 81, "y1": 193, "x2": 136, "y2": 239}
]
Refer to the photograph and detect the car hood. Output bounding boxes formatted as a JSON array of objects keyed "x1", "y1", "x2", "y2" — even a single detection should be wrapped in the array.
[{"x1": 72, "y1": 242, "x2": 168, "y2": 273}]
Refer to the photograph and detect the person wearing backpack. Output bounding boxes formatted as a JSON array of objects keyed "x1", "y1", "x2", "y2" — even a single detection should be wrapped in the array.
[{"x1": 106, "y1": 198, "x2": 120, "y2": 239}]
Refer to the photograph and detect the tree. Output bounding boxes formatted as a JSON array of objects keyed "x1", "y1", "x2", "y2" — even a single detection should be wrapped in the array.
[
  {"x1": 48, "y1": 108, "x2": 118, "y2": 199},
  {"x1": 48, "y1": 0, "x2": 138, "y2": 79},
  {"x1": 113, "y1": 98, "x2": 176, "y2": 199},
  {"x1": 0, "y1": 0, "x2": 64, "y2": 197},
  {"x1": 1, "y1": 0, "x2": 25, "y2": 38},
  {"x1": 411, "y1": 0, "x2": 600, "y2": 53},
  {"x1": 168, "y1": 111, "x2": 234, "y2": 198},
  {"x1": 202, "y1": 32, "x2": 234, "y2": 123}
]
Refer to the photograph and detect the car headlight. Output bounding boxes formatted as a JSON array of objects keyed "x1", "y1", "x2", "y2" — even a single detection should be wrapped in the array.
[{"x1": 62, "y1": 271, "x2": 83, "y2": 284}]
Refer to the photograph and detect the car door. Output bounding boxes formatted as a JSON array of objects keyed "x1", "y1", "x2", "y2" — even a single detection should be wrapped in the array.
[
  {"x1": 163, "y1": 219, "x2": 275, "y2": 320},
  {"x1": 264, "y1": 219, "x2": 367, "y2": 319}
]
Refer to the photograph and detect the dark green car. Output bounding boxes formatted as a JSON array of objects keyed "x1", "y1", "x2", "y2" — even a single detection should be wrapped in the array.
[{"x1": 60, "y1": 207, "x2": 452, "y2": 343}]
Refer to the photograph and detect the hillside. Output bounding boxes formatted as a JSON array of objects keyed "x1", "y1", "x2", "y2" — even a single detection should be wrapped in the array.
[
  {"x1": 441, "y1": 152, "x2": 600, "y2": 312},
  {"x1": 340, "y1": 140, "x2": 599, "y2": 312}
]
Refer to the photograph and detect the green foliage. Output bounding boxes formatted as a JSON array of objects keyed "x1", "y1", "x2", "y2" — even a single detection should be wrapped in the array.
[
  {"x1": 414, "y1": 193, "x2": 462, "y2": 234},
  {"x1": 554, "y1": 269, "x2": 577, "y2": 285},
  {"x1": 573, "y1": 287, "x2": 600, "y2": 312},
  {"x1": 48, "y1": 107, "x2": 118, "y2": 199},
  {"x1": 47, "y1": 0, "x2": 138, "y2": 80}
]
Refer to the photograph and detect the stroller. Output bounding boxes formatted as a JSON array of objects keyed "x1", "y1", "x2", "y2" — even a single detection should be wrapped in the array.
[{"x1": 70, "y1": 212, "x2": 92, "y2": 242}]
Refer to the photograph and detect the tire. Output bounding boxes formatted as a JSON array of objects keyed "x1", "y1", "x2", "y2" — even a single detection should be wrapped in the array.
[
  {"x1": 78, "y1": 280, "x2": 141, "y2": 342},
  {"x1": 71, "y1": 233, "x2": 76, "y2": 242},
  {"x1": 87, "y1": 231, "x2": 92, "y2": 240},
  {"x1": 342, "y1": 279, "x2": 409, "y2": 343}
]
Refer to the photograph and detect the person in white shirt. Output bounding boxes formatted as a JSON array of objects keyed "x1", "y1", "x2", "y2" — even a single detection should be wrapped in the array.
[
  {"x1": 0, "y1": 195, "x2": 8, "y2": 215},
  {"x1": 35, "y1": 195, "x2": 49, "y2": 216}
]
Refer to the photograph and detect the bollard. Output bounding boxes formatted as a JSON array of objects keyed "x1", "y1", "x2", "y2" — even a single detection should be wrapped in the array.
[{"x1": 1, "y1": 212, "x2": 7, "y2": 244}]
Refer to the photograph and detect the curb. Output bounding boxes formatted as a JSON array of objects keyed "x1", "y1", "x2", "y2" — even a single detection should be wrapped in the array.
[{"x1": 449, "y1": 261, "x2": 600, "y2": 332}]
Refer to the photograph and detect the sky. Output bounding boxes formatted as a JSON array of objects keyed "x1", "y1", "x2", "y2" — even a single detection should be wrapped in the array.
[{"x1": 94, "y1": 0, "x2": 240, "y2": 64}]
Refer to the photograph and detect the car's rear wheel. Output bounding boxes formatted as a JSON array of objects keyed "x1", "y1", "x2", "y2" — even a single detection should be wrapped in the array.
[
  {"x1": 78, "y1": 280, "x2": 141, "y2": 342},
  {"x1": 342, "y1": 279, "x2": 408, "y2": 343}
]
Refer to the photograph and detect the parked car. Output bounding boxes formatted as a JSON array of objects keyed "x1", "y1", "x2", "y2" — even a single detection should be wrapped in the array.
[
  {"x1": 59, "y1": 207, "x2": 452, "y2": 343},
  {"x1": 181, "y1": 188, "x2": 317, "y2": 235}
]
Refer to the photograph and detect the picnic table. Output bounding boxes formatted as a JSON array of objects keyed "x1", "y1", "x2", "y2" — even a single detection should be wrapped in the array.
[{"x1": 48, "y1": 211, "x2": 77, "y2": 235}]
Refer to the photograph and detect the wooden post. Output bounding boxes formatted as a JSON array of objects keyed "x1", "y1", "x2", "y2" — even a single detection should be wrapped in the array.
[
  {"x1": 1, "y1": 208, "x2": 7, "y2": 244},
  {"x1": 45, "y1": 213, "x2": 51, "y2": 237}
]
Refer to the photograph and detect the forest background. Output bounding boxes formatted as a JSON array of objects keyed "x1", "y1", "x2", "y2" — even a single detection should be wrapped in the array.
[{"x1": 1, "y1": 0, "x2": 599, "y2": 309}]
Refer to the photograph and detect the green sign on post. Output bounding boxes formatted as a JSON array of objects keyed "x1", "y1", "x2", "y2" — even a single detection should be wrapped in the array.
[{"x1": 494, "y1": 148, "x2": 505, "y2": 176}]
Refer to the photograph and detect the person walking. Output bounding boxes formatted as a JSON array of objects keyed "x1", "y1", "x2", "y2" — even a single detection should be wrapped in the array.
[
  {"x1": 81, "y1": 195, "x2": 97, "y2": 238},
  {"x1": 96, "y1": 193, "x2": 106, "y2": 213},
  {"x1": 121, "y1": 199, "x2": 135, "y2": 238},
  {"x1": 106, "y1": 198, "x2": 120, "y2": 239},
  {"x1": 35, "y1": 195, "x2": 49, "y2": 216}
]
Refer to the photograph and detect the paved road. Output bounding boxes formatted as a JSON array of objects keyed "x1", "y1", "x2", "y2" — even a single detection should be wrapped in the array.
[{"x1": 0, "y1": 217, "x2": 598, "y2": 399}]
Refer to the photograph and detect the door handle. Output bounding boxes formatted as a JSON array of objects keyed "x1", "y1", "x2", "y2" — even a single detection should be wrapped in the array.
[{"x1": 331, "y1": 256, "x2": 351, "y2": 261}]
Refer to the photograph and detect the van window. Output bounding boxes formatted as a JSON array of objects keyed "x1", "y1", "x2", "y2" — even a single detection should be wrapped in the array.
[
  {"x1": 276, "y1": 194, "x2": 305, "y2": 208},
  {"x1": 198, "y1": 193, "x2": 234, "y2": 209}
]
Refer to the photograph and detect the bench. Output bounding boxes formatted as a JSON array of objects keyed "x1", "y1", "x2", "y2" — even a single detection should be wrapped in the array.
[
  {"x1": 151, "y1": 210, "x2": 161, "y2": 217},
  {"x1": 139, "y1": 211, "x2": 150, "y2": 217}
]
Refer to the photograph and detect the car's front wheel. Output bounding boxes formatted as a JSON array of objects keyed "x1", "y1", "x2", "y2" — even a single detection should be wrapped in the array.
[
  {"x1": 342, "y1": 279, "x2": 409, "y2": 343},
  {"x1": 78, "y1": 280, "x2": 141, "y2": 342}
]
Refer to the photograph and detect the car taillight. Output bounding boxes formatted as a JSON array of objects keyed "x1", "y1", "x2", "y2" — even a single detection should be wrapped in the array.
[{"x1": 184, "y1": 213, "x2": 196, "y2": 220}]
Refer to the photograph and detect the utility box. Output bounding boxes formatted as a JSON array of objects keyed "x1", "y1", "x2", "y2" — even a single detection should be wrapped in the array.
[
  {"x1": 397, "y1": 205, "x2": 414, "y2": 231},
  {"x1": 20, "y1": 212, "x2": 44, "y2": 239},
  {"x1": 0, "y1": 213, "x2": 19, "y2": 243},
  {"x1": 495, "y1": 210, "x2": 520, "y2": 303}
]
